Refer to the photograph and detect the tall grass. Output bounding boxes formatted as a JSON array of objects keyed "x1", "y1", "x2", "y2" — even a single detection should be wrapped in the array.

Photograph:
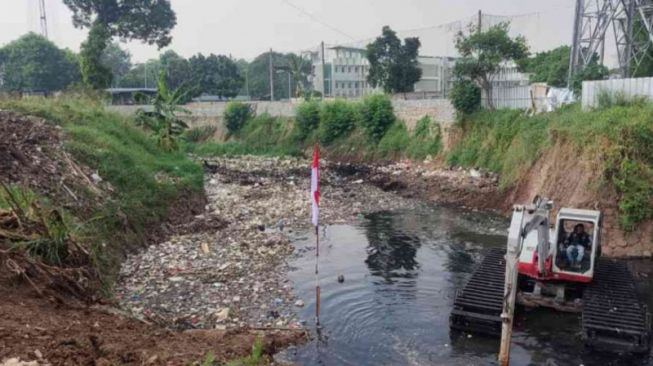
[
  {"x1": 0, "y1": 96, "x2": 203, "y2": 285},
  {"x1": 447, "y1": 103, "x2": 653, "y2": 230}
]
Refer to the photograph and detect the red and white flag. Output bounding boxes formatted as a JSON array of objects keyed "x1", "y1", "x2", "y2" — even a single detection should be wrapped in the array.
[{"x1": 311, "y1": 145, "x2": 320, "y2": 227}]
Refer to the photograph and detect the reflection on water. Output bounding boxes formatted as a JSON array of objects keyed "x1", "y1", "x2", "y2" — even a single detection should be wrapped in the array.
[
  {"x1": 282, "y1": 206, "x2": 652, "y2": 366},
  {"x1": 363, "y1": 212, "x2": 421, "y2": 281}
]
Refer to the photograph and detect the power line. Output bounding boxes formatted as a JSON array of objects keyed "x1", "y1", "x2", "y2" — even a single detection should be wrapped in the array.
[{"x1": 280, "y1": 0, "x2": 356, "y2": 40}]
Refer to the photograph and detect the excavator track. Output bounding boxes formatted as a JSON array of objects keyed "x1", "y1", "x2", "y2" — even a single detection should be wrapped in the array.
[
  {"x1": 582, "y1": 259, "x2": 651, "y2": 353},
  {"x1": 449, "y1": 248, "x2": 506, "y2": 336}
]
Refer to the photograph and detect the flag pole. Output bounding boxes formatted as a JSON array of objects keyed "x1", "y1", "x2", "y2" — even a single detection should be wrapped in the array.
[
  {"x1": 311, "y1": 144, "x2": 321, "y2": 327},
  {"x1": 315, "y1": 224, "x2": 320, "y2": 326}
]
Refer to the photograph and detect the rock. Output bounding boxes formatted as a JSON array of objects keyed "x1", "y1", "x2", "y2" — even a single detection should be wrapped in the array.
[
  {"x1": 145, "y1": 355, "x2": 158, "y2": 365},
  {"x1": 214, "y1": 307, "x2": 230, "y2": 322},
  {"x1": 91, "y1": 172, "x2": 102, "y2": 183},
  {"x1": 294, "y1": 299, "x2": 305, "y2": 307},
  {"x1": 469, "y1": 169, "x2": 481, "y2": 178},
  {"x1": 337, "y1": 274, "x2": 345, "y2": 283},
  {"x1": 33, "y1": 350, "x2": 42, "y2": 359}
]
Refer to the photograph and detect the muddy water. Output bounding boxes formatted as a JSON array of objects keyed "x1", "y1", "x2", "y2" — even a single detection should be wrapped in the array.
[{"x1": 282, "y1": 206, "x2": 652, "y2": 366}]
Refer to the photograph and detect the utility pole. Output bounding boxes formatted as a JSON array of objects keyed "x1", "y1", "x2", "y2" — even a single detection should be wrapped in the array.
[
  {"x1": 38, "y1": 0, "x2": 48, "y2": 39},
  {"x1": 269, "y1": 48, "x2": 274, "y2": 101},
  {"x1": 477, "y1": 9, "x2": 482, "y2": 33},
  {"x1": 245, "y1": 67, "x2": 250, "y2": 100},
  {"x1": 288, "y1": 72, "x2": 292, "y2": 99},
  {"x1": 321, "y1": 41, "x2": 326, "y2": 96}
]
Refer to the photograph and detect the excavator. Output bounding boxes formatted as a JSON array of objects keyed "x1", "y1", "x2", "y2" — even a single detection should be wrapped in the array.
[{"x1": 449, "y1": 196, "x2": 650, "y2": 364}]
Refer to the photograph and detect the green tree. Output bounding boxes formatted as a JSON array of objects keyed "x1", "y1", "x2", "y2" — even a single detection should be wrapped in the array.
[
  {"x1": 235, "y1": 58, "x2": 250, "y2": 96},
  {"x1": 189, "y1": 54, "x2": 243, "y2": 98},
  {"x1": 570, "y1": 54, "x2": 609, "y2": 93},
  {"x1": 366, "y1": 26, "x2": 422, "y2": 93},
  {"x1": 520, "y1": 45, "x2": 570, "y2": 87},
  {"x1": 453, "y1": 22, "x2": 529, "y2": 109},
  {"x1": 63, "y1": 0, "x2": 176, "y2": 89},
  {"x1": 160, "y1": 50, "x2": 192, "y2": 91},
  {"x1": 0, "y1": 33, "x2": 80, "y2": 93},
  {"x1": 247, "y1": 52, "x2": 288, "y2": 100},
  {"x1": 119, "y1": 59, "x2": 161, "y2": 88},
  {"x1": 286, "y1": 53, "x2": 311, "y2": 97},
  {"x1": 630, "y1": 17, "x2": 653, "y2": 77},
  {"x1": 101, "y1": 42, "x2": 132, "y2": 87}
]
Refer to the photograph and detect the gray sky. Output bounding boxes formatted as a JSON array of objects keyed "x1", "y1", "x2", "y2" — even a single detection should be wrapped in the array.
[{"x1": 3, "y1": 0, "x2": 577, "y2": 63}]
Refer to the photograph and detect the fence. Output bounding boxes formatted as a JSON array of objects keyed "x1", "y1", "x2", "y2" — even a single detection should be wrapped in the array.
[
  {"x1": 481, "y1": 84, "x2": 534, "y2": 109},
  {"x1": 582, "y1": 77, "x2": 653, "y2": 109}
]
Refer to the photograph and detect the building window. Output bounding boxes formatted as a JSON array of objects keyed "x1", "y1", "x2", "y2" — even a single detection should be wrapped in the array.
[
  {"x1": 354, "y1": 66, "x2": 359, "y2": 73},
  {"x1": 348, "y1": 66, "x2": 353, "y2": 73},
  {"x1": 348, "y1": 82, "x2": 352, "y2": 89},
  {"x1": 354, "y1": 81, "x2": 359, "y2": 88}
]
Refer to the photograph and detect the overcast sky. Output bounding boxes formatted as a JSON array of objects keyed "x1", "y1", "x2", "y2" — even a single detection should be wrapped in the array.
[{"x1": 2, "y1": 0, "x2": 580, "y2": 63}]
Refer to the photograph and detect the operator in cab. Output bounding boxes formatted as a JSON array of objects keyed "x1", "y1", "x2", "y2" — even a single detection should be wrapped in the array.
[{"x1": 565, "y1": 223, "x2": 591, "y2": 269}]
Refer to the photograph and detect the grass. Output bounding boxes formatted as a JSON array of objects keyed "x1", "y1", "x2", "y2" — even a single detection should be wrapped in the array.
[
  {"x1": 447, "y1": 103, "x2": 653, "y2": 231},
  {"x1": 0, "y1": 95, "x2": 203, "y2": 287},
  {"x1": 225, "y1": 337, "x2": 266, "y2": 366}
]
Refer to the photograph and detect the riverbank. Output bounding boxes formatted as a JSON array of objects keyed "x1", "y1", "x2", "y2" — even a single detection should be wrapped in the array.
[
  {"x1": 0, "y1": 100, "x2": 308, "y2": 365},
  {"x1": 188, "y1": 98, "x2": 652, "y2": 257},
  {"x1": 116, "y1": 155, "x2": 418, "y2": 332}
]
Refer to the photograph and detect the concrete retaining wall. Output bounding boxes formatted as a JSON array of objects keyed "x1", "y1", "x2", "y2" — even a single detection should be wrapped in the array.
[{"x1": 106, "y1": 97, "x2": 456, "y2": 131}]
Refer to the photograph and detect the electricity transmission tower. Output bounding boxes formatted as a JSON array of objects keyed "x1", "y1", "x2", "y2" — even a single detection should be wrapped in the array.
[
  {"x1": 568, "y1": 0, "x2": 653, "y2": 83},
  {"x1": 38, "y1": 0, "x2": 48, "y2": 39}
]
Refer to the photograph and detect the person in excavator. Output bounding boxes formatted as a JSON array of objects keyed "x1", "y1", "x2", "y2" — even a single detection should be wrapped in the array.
[{"x1": 565, "y1": 223, "x2": 591, "y2": 269}]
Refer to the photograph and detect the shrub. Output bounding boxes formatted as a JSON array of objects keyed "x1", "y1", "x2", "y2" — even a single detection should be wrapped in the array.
[
  {"x1": 318, "y1": 99, "x2": 356, "y2": 144},
  {"x1": 183, "y1": 125, "x2": 218, "y2": 143},
  {"x1": 377, "y1": 122, "x2": 410, "y2": 157},
  {"x1": 359, "y1": 94, "x2": 395, "y2": 142},
  {"x1": 223, "y1": 101, "x2": 252, "y2": 136},
  {"x1": 596, "y1": 90, "x2": 648, "y2": 110},
  {"x1": 407, "y1": 116, "x2": 442, "y2": 159},
  {"x1": 294, "y1": 100, "x2": 320, "y2": 140},
  {"x1": 450, "y1": 79, "x2": 481, "y2": 115}
]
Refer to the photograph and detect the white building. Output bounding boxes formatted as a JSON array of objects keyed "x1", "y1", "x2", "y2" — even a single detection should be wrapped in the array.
[
  {"x1": 414, "y1": 56, "x2": 456, "y2": 96},
  {"x1": 307, "y1": 46, "x2": 376, "y2": 98}
]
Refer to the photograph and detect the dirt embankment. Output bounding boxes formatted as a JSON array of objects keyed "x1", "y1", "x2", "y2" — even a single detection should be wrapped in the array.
[
  {"x1": 338, "y1": 138, "x2": 652, "y2": 258},
  {"x1": 505, "y1": 139, "x2": 653, "y2": 257},
  {"x1": 0, "y1": 111, "x2": 303, "y2": 365}
]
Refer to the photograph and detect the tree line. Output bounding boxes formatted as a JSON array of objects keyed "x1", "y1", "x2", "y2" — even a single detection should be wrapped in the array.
[{"x1": 1, "y1": 0, "x2": 650, "y2": 105}]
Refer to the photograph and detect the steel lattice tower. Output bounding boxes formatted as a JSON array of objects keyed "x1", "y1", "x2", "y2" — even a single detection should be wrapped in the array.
[{"x1": 568, "y1": 0, "x2": 653, "y2": 83}]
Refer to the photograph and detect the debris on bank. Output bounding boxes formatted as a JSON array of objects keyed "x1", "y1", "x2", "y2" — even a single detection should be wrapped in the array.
[{"x1": 116, "y1": 156, "x2": 416, "y2": 331}]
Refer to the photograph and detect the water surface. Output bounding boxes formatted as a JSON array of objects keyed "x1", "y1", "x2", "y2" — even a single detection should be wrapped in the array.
[{"x1": 283, "y1": 206, "x2": 652, "y2": 366}]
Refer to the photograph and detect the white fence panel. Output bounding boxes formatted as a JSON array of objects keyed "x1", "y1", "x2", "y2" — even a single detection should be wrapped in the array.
[
  {"x1": 481, "y1": 85, "x2": 532, "y2": 110},
  {"x1": 582, "y1": 77, "x2": 653, "y2": 109}
]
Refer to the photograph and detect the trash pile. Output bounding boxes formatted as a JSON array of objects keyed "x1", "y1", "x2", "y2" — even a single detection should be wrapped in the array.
[{"x1": 116, "y1": 155, "x2": 415, "y2": 330}]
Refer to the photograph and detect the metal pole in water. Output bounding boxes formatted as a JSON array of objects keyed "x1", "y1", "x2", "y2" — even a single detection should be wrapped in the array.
[{"x1": 315, "y1": 225, "x2": 320, "y2": 326}]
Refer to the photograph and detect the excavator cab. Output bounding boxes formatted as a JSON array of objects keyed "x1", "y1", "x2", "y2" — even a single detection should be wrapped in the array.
[
  {"x1": 451, "y1": 198, "x2": 650, "y2": 356},
  {"x1": 550, "y1": 208, "x2": 601, "y2": 283}
]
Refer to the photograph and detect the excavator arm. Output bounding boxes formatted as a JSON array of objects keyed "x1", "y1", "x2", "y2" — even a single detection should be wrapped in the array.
[{"x1": 498, "y1": 197, "x2": 552, "y2": 366}]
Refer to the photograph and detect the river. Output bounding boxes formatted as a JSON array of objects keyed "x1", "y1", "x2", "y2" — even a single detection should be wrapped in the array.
[{"x1": 280, "y1": 206, "x2": 653, "y2": 366}]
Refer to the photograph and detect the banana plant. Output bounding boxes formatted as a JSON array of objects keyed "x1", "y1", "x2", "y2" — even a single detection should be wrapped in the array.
[{"x1": 135, "y1": 71, "x2": 190, "y2": 151}]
